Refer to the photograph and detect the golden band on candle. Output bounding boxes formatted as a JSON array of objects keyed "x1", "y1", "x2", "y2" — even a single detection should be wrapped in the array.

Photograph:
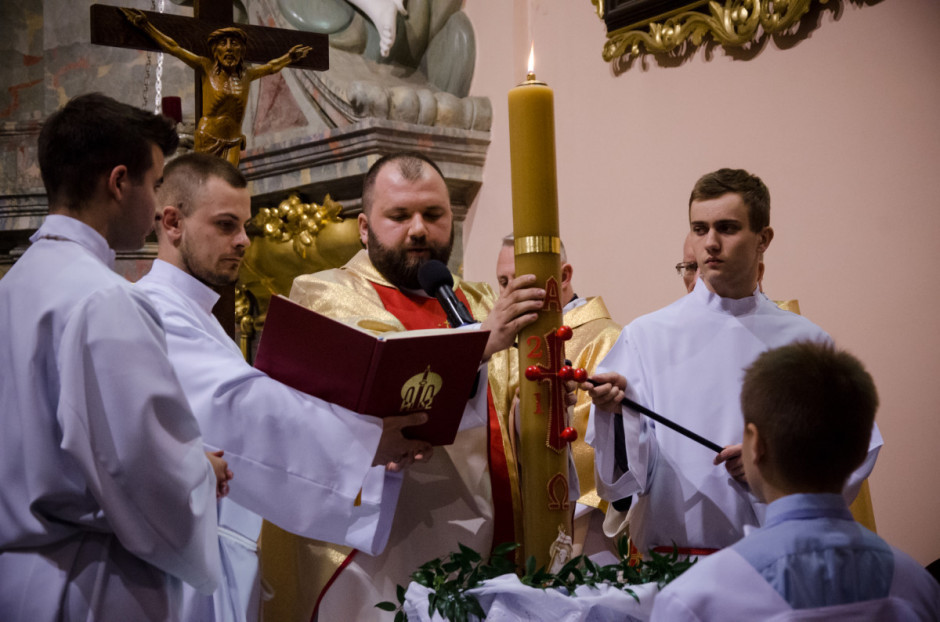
[{"x1": 514, "y1": 235, "x2": 562, "y2": 256}]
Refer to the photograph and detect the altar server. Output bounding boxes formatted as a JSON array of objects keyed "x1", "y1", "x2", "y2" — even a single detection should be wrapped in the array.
[
  {"x1": 584, "y1": 168, "x2": 882, "y2": 554},
  {"x1": 652, "y1": 341, "x2": 939, "y2": 620},
  {"x1": 137, "y1": 152, "x2": 431, "y2": 622},
  {"x1": 0, "y1": 93, "x2": 221, "y2": 621}
]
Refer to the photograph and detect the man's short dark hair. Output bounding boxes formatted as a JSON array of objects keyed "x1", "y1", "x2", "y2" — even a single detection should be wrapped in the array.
[
  {"x1": 38, "y1": 93, "x2": 179, "y2": 210},
  {"x1": 741, "y1": 341, "x2": 878, "y2": 492},
  {"x1": 361, "y1": 152, "x2": 446, "y2": 215},
  {"x1": 159, "y1": 152, "x2": 247, "y2": 216},
  {"x1": 689, "y1": 168, "x2": 770, "y2": 232}
]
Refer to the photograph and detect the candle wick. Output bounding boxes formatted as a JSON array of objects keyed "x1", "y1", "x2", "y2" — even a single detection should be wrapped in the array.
[{"x1": 526, "y1": 71, "x2": 537, "y2": 82}]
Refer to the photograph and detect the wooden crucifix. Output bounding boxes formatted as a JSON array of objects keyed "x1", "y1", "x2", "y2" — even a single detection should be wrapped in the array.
[
  {"x1": 91, "y1": 1, "x2": 327, "y2": 338},
  {"x1": 90, "y1": 1, "x2": 328, "y2": 166}
]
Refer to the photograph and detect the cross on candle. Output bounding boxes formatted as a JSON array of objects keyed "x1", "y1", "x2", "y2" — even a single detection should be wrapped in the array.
[{"x1": 524, "y1": 324, "x2": 580, "y2": 451}]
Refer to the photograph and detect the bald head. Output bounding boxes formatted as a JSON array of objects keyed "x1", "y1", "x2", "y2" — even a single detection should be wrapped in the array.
[
  {"x1": 680, "y1": 233, "x2": 698, "y2": 293},
  {"x1": 496, "y1": 234, "x2": 573, "y2": 302}
]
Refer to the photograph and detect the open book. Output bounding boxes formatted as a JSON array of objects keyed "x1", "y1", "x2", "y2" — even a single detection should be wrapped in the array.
[{"x1": 254, "y1": 295, "x2": 490, "y2": 446}]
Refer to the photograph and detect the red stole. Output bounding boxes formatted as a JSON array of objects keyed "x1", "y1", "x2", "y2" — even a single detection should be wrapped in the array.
[{"x1": 372, "y1": 283, "x2": 516, "y2": 550}]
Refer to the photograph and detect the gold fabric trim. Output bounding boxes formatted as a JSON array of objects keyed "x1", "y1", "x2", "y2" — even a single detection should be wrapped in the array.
[
  {"x1": 514, "y1": 235, "x2": 562, "y2": 256},
  {"x1": 260, "y1": 522, "x2": 353, "y2": 622},
  {"x1": 563, "y1": 297, "x2": 622, "y2": 512}
]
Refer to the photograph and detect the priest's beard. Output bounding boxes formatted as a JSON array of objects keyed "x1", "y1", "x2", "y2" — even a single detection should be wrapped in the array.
[{"x1": 367, "y1": 227, "x2": 453, "y2": 291}]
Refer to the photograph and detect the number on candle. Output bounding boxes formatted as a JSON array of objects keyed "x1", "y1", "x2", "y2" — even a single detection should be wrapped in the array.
[{"x1": 526, "y1": 335, "x2": 543, "y2": 360}]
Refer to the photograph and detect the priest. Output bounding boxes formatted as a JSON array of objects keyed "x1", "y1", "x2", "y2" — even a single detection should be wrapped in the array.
[{"x1": 274, "y1": 151, "x2": 545, "y2": 621}]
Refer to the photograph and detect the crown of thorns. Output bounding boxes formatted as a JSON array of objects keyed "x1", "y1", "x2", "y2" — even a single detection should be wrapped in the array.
[{"x1": 207, "y1": 27, "x2": 247, "y2": 47}]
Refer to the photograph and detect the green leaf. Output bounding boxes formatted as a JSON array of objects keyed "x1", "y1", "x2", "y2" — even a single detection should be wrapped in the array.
[
  {"x1": 468, "y1": 596, "x2": 486, "y2": 618},
  {"x1": 616, "y1": 534, "x2": 631, "y2": 558},
  {"x1": 492, "y1": 541, "x2": 520, "y2": 556},
  {"x1": 375, "y1": 601, "x2": 397, "y2": 611},
  {"x1": 413, "y1": 570, "x2": 433, "y2": 587},
  {"x1": 458, "y1": 543, "x2": 482, "y2": 563}
]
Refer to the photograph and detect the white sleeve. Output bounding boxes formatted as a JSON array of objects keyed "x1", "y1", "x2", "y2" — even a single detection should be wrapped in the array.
[
  {"x1": 842, "y1": 422, "x2": 883, "y2": 504},
  {"x1": 457, "y1": 364, "x2": 490, "y2": 432},
  {"x1": 155, "y1": 295, "x2": 395, "y2": 550},
  {"x1": 455, "y1": 322, "x2": 488, "y2": 432},
  {"x1": 585, "y1": 329, "x2": 658, "y2": 502},
  {"x1": 56, "y1": 288, "x2": 220, "y2": 594}
]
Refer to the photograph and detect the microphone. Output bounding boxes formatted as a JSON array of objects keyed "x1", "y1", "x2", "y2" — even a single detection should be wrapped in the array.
[{"x1": 418, "y1": 260, "x2": 476, "y2": 328}]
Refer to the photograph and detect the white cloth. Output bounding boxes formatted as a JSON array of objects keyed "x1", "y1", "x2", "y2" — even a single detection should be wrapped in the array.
[
  {"x1": 404, "y1": 573, "x2": 658, "y2": 622},
  {"x1": 0, "y1": 215, "x2": 220, "y2": 622},
  {"x1": 137, "y1": 259, "x2": 400, "y2": 622},
  {"x1": 587, "y1": 282, "x2": 883, "y2": 551},
  {"x1": 651, "y1": 543, "x2": 940, "y2": 621}
]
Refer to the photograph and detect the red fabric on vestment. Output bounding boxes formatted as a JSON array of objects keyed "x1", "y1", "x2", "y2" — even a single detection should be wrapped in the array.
[{"x1": 372, "y1": 283, "x2": 516, "y2": 550}]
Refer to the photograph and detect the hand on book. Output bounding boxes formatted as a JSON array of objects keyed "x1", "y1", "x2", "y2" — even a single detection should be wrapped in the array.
[
  {"x1": 374, "y1": 411, "x2": 434, "y2": 472},
  {"x1": 481, "y1": 274, "x2": 545, "y2": 359}
]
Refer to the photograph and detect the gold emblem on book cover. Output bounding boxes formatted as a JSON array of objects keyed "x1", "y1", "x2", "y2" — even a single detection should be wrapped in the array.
[{"x1": 401, "y1": 366, "x2": 443, "y2": 411}]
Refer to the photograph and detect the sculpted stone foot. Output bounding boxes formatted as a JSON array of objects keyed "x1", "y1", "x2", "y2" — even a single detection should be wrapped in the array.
[{"x1": 347, "y1": 0, "x2": 407, "y2": 57}]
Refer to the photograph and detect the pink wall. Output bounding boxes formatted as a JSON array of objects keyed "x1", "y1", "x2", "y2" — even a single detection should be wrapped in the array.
[{"x1": 463, "y1": 0, "x2": 940, "y2": 565}]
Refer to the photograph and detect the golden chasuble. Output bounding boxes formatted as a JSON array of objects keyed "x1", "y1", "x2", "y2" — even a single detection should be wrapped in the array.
[
  {"x1": 562, "y1": 297, "x2": 622, "y2": 511},
  {"x1": 261, "y1": 250, "x2": 521, "y2": 622}
]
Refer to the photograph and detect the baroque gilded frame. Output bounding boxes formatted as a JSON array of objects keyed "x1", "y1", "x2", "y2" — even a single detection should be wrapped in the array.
[{"x1": 592, "y1": 0, "x2": 824, "y2": 61}]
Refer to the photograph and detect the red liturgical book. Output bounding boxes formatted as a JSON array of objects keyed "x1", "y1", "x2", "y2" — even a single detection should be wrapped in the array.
[{"x1": 255, "y1": 295, "x2": 490, "y2": 446}]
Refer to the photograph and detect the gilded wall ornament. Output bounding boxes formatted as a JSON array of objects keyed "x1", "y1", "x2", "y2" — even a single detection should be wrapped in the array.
[
  {"x1": 235, "y1": 194, "x2": 361, "y2": 359},
  {"x1": 597, "y1": 0, "x2": 823, "y2": 61}
]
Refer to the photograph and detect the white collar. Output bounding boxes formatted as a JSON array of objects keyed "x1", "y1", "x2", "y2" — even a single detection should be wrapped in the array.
[
  {"x1": 146, "y1": 259, "x2": 220, "y2": 315},
  {"x1": 31, "y1": 214, "x2": 116, "y2": 269}
]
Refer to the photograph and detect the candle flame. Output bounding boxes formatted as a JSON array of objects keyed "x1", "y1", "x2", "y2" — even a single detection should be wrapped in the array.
[{"x1": 528, "y1": 43, "x2": 535, "y2": 75}]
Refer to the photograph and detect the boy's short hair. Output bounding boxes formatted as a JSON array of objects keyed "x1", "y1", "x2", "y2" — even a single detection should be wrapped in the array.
[
  {"x1": 38, "y1": 93, "x2": 178, "y2": 210},
  {"x1": 741, "y1": 341, "x2": 877, "y2": 492},
  {"x1": 689, "y1": 168, "x2": 770, "y2": 232}
]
